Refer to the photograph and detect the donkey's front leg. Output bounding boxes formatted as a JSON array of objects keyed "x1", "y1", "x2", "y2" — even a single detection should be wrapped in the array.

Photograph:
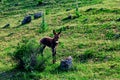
[{"x1": 52, "y1": 48, "x2": 56, "y2": 64}]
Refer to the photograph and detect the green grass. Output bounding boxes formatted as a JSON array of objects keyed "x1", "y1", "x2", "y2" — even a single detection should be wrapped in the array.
[{"x1": 0, "y1": 0, "x2": 120, "y2": 80}]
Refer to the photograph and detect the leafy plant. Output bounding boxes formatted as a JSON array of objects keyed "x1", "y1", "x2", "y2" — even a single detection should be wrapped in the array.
[
  {"x1": 75, "y1": 0, "x2": 78, "y2": 12},
  {"x1": 45, "y1": 9, "x2": 50, "y2": 15},
  {"x1": 79, "y1": 49, "x2": 95, "y2": 62},
  {"x1": 75, "y1": 0, "x2": 80, "y2": 17},
  {"x1": 39, "y1": 11, "x2": 48, "y2": 33},
  {"x1": 13, "y1": 38, "x2": 46, "y2": 71}
]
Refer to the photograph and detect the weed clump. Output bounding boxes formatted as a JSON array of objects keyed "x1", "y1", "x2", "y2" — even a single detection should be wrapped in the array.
[
  {"x1": 105, "y1": 31, "x2": 115, "y2": 40},
  {"x1": 79, "y1": 49, "x2": 95, "y2": 62},
  {"x1": 13, "y1": 38, "x2": 46, "y2": 71},
  {"x1": 39, "y1": 12, "x2": 48, "y2": 33}
]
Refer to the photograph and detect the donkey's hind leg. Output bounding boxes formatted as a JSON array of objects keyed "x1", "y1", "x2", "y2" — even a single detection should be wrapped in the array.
[
  {"x1": 40, "y1": 44, "x2": 46, "y2": 56},
  {"x1": 52, "y1": 48, "x2": 56, "y2": 64}
]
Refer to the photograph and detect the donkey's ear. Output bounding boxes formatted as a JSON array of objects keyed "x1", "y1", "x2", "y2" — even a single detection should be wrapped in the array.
[
  {"x1": 58, "y1": 29, "x2": 62, "y2": 34},
  {"x1": 53, "y1": 30, "x2": 56, "y2": 35}
]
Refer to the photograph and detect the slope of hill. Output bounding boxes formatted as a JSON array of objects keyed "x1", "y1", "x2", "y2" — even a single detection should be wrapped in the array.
[{"x1": 0, "y1": 0, "x2": 120, "y2": 80}]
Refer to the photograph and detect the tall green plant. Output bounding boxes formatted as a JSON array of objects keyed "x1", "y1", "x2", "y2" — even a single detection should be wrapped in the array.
[
  {"x1": 39, "y1": 11, "x2": 48, "y2": 33},
  {"x1": 75, "y1": 0, "x2": 80, "y2": 17},
  {"x1": 75, "y1": 0, "x2": 78, "y2": 12}
]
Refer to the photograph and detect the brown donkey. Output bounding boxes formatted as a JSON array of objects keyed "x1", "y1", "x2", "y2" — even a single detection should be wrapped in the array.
[{"x1": 40, "y1": 30, "x2": 61, "y2": 64}]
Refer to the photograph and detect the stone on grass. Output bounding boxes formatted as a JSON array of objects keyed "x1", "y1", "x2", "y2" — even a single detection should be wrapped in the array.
[
  {"x1": 21, "y1": 15, "x2": 31, "y2": 25},
  {"x1": 66, "y1": 8, "x2": 71, "y2": 11},
  {"x1": 85, "y1": 8, "x2": 94, "y2": 12},
  {"x1": 116, "y1": 18, "x2": 120, "y2": 21},
  {"x1": 114, "y1": 34, "x2": 120, "y2": 39},
  {"x1": 2, "y1": 24, "x2": 10, "y2": 29},
  {"x1": 67, "y1": 14, "x2": 72, "y2": 19},
  {"x1": 60, "y1": 56, "x2": 72, "y2": 70},
  {"x1": 34, "y1": 12, "x2": 42, "y2": 19},
  {"x1": 62, "y1": 14, "x2": 72, "y2": 21},
  {"x1": 14, "y1": 3, "x2": 19, "y2": 6}
]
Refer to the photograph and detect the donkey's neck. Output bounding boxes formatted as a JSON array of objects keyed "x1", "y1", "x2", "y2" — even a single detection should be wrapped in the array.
[{"x1": 53, "y1": 38, "x2": 59, "y2": 43}]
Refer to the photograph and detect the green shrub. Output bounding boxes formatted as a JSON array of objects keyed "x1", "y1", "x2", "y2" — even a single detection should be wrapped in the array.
[
  {"x1": 79, "y1": 49, "x2": 95, "y2": 62},
  {"x1": 75, "y1": 11, "x2": 80, "y2": 17},
  {"x1": 13, "y1": 38, "x2": 46, "y2": 71},
  {"x1": 75, "y1": 0, "x2": 80, "y2": 17}
]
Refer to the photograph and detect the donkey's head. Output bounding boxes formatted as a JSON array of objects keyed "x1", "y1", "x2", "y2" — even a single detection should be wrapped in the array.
[{"x1": 53, "y1": 30, "x2": 61, "y2": 42}]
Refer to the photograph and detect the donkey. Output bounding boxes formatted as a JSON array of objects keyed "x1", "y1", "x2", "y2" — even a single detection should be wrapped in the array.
[{"x1": 40, "y1": 30, "x2": 62, "y2": 64}]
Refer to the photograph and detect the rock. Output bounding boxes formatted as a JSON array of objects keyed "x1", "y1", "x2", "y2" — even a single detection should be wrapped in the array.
[
  {"x1": 116, "y1": 18, "x2": 120, "y2": 21},
  {"x1": 60, "y1": 56, "x2": 72, "y2": 70},
  {"x1": 7, "y1": 32, "x2": 14, "y2": 37},
  {"x1": 14, "y1": 3, "x2": 19, "y2": 6},
  {"x1": 62, "y1": 14, "x2": 72, "y2": 21},
  {"x1": 110, "y1": 64, "x2": 117, "y2": 69},
  {"x1": 85, "y1": 8, "x2": 94, "y2": 12},
  {"x1": 21, "y1": 15, "x2": 31, "y2": 25},
  {"x1": 34, "y1": 12, "x2": 42, "y2": 19},
  {"x1": 114, "y1": 34, "x2": 120, "y2": 39},
  {"x1": 66, "y1": 8, "x2": 71, "y2": 11},
  {"x1": 13, "y1": 2, "x2": 19, "y2": 6},
  {"x1": 38, "y1": 1, "x2": 43, "y2": 5},
  {"x1": 67, "y1": 14, "x2": 72, "y2": 19},
  {"x1": 82, "y1": 18, "x2": 88, "y2": 23},
  {"x1": 2, "y1": 24, "x2": 10, "y2": 29}
]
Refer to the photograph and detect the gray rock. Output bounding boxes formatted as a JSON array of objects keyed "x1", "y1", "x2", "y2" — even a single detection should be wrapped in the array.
[
  {"x1": 7, "y1": 32, "x2": 14, "y2": 37},
  {"x1": 21, "y1": 15, "x2": 31, "y2": 25},
  {"x1": 38, "y1": 1, "x2": 43, "y2": 5},
  {"x1": 85, "y1": 8, "x2": 94, "y2": 12},
  {"x1": 2, "y1": 24, "x2": 10, "y2": 29},
  {"x1": 34, "y1": 12, "x2": 42, "y2": 19},
  {"x1": 14, "y1": 3, "x2": 19, "y2": 6},
  {"x1": 116, "y1": 18, "x2": 120, "y2": 21},
  {"x1": 67, "y1": 14, "x2": 72, "y2": 19},
  {"x1": 66, "y1": 8, "x2": 71, "y2": 11},
  {"x1": 114, "y1": 34, "x2": 120, "y2": 39},
  {"x1": 60, "y1": 56, "x2": 72, "y2": 70}
]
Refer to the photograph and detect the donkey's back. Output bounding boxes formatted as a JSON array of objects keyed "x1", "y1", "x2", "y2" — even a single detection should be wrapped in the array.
[{"x1": 40, "y1": 37, "x2": 53, "y2": 47}]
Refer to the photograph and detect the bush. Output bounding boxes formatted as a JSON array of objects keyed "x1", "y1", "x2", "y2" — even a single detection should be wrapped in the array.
[{"x1": 13, "y1": 38, "x2": 46, "y2": 71}]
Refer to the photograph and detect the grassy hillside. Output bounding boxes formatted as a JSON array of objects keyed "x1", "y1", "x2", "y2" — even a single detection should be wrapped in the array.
[{"x1": 0, "y1": 0, "x2": 120, "y2": 80}]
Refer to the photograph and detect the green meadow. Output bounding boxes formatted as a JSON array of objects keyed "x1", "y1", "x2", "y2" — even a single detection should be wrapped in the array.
[{"x1": 0, "y1": 0, "x2": 120, "y2": 80}]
